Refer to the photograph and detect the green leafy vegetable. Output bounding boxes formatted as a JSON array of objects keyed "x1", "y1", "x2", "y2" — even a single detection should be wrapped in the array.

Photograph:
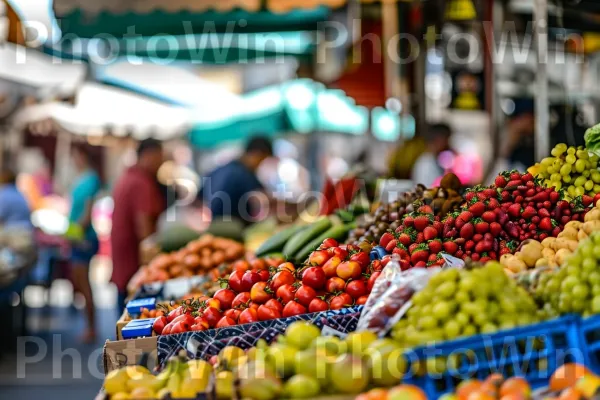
[{"x1": 585, "y1": 123, "x2": 600, "y2": 155}]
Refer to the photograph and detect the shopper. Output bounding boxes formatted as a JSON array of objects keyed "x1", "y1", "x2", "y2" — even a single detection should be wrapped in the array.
[
  {"x1": 111, "y1": 139, "x2": 165, "y2": 311},
  {"x1": 411, "y1": 123, "x2": 453, "y2": 187},
  {"x1": 0, "y1": 169, "x2": 32, "y2": 229},
  {"x1": 199, "y1": 136, "x2": 272, "y2": 225}
]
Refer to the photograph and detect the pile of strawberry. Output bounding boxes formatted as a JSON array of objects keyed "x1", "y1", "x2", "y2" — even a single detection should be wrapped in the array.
[
  {"x1": 378, "y1": 171, "x2": 588, "y2": 268},
  {"x1": 152, "y1": 241, "x2": 376, "y2": 335}
]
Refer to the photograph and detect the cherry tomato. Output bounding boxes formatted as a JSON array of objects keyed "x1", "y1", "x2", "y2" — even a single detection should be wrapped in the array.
[
  {"x1": 238, "y1": 308, "x2": 259, "y2": 324},
  {"x1": 264, "y1": 299, "x2": 284, "y2": 313},
  {"x1": 249, "y1": 301, "x2": 260, "y2": 310},
  {"x1": 295, "y1": 285, "x2": 317, "y2": 307},
  {"x1": 257, "y1": 304, "x2": 282, "y2": 321},
  {"x1": 170, "y1": 320, "x2": 190, "y2": 334},
  {"x1": 321, "y1": 238, "x2": 339, "y2": 249},
  {"x1": 345, "y1": 280, "x2": 367, "y2": 299},
  {"x1": 224, "y1": 309, "x2": 241, "y2": 322},
  {"x1": 232, "y1": 292, "x2": 251, "y2": 309},
  {"x1": 152, "y1": 316, "x2": 167, "y2": 335},
  {"x1": 269, "y1": 270, "x2": 295, "y2": 291},
  {"x1": 241, "y1": 271, "x2": 261, "y2": 292},
  {"x1": 193, "y1": 316, "x2": 210, "y2": 330},
  {"x1": 167, "y1": 306, "x2": 185, "y2": 323},
  {"x1": 282, "y1": 300, "x2": 307, "y2": 318},
  {"x1": 329, "y1": 293, "x2": 353, "y2": 310},
  {"x1": 308, "y1": 250, "x2": 331, "y2": 266},
  {"x1": 232, "y1": 259, "x2": 251, "y2": 272},
  {"x1": 276, "y1": 284, "x2": 296, "y2": 304},
  {"x1": 370, "y1": 260, "x2": 383, "y2": 272},
  {"x1": 302, "y1": 266, "x2": 326, "y2": 289},
  {"x1": 213, "y1": 289, "x2": 236, "y2": 310},
  {"x1": 337, "y1": 261, "x2": 362, "y2": 280},
  {"x1": 350, "y1": 251, "x2": 370, "y2": 268},
  {"x1": 367, "y1": 271, "x2": 381, "y2": 293},
  {"x1": 250, "y1": 281, "x2": 273, "y2": 304},
  {"x1": 216, "y1": 316, "x2": 236, "y2": 328},
  {"x1": 278, "y1": 262, "x2": 295, "y2": 272},
  {"x1": 257, "y1": 269, "x2": 270, "y2": 282},
  {"x1": 202, "y1": 307, "x2": 222, "y2": 328},
  {"x1": 250, "y1": 258, "x2": 268, "y2": 271},
  {"x1": 325, "y1": 277, "x2": 346, "y2": 293},
  {"x1": 190, "y1": 323, "x2": 207, "y2": 331},
  {"x1": 161, "y1": 322, "x2": 173, "y2": 335},
  {"x1": 171, "y1": 313, "x2": 195, "y2": 326},
  {"x1": 228, "y1": 270, "x2": 246, "y2": 292},
  {"x1": 308, "y1": 298, "x2": 329, "y2": 313},
  {"x1": 322, "y1": 256, "x2": 342, "y2": 278},
  {"x1": 332, "y1": 247, "x2": 349, "y2": 260},
  {"x1": 356, "y1": 295, "x2": 369, "y2": 305}
]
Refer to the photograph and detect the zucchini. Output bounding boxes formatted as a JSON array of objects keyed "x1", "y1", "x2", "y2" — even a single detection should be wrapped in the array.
[
  {"x1": 255, "y1": 224, "x2": 309, "y2": 257},
  {"x1": 293, "y1": 223, "x2": 355, "y2": 263},
  {"x1": 282, "y1": 217, "x2": 332, "y2": 260}
]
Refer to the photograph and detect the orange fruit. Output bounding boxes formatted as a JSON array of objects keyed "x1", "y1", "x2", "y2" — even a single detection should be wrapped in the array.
[
  {"x1": 550, "y1": 364, "x2": 591, "y2": 392},
  {"x1": 466, "y1": 390, "x2": 496, "y2": 400},
  {"x1": 500, "y1": 377, "x2": 531, "y2": 397},
  {"x1": 387, "y1": 384, "x2": 427, "y2": 400},
  {"x1": 457, "y1": 380, "x2": 483, "y2": 400},
  {"x1": 367, "y1": 388, "x2": 389, "y2": 400},
  {"x1": 558, "y1": 387, "x2": 584, "y2": 400},
  {"x1": 485, "y1": 373, "x2": 505, "y2": 387}
]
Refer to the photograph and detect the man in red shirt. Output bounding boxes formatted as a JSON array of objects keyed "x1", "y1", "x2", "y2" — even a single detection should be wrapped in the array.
[{"x1": 111, "y1": 139, "x2": 165, "y2": 310}]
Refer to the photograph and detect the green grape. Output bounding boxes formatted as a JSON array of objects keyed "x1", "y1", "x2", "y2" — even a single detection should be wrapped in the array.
[
  {"x1": 575, "y1": 159, "x2": 587, "y2": 172},
  {"x1": 592, "y1": 296, "x2": 600, "y2": 313},
  {"x1": 583, "y1": 257, "x2": 597, "y2": 271},
  {"x1": 574, "y1": 176, "x2": 587, "y2": 187},
  {"x1": 551, "y1": 147, "x2": 564, "y2": 157},
  {"x1": 583, "y1": 170, "x2": 591, "y2": 178},
  {"x1": 595, "y1": 185, "x2": 600, "y2": 194},
  {"x1": 567, "y1": 147, "x2": 577, "y2": 155},
  {"x1": 444, "y1": 320, "x2": 461, "y2": 339},
  {"x1": 432, "y1": 301, "x2": 452, "y2": 320},
  {"x1": 560, "y1": 164, "x2": 572, "y2": 175},
  {"x1": 554, "y1": 181, "x2": 563, "y2": 190},
  {"x1": 541, "y1": 157, "x2": 554, "y2": 166},
  {"x1": 573, "y1": 284, "x2": 590, "y2": 300},
  {"x1": 563, "y1": 175, "x2": 572, "y2": 183},
  {"x1": 568, "y1": 186, "x2": 576, "y2": 197},
  {"x1": 590, "y1": 154, "x2": 599, "y2": 163},
  {"x1": 562, "y1": 276, "x2": 579, "y2": 291},
  {"x1": 547, "y1": 166, "x2": 556, "y2": 174},
  {"x1": 588, "y1": 179, "x2": 598, "y2": 191},
  {"x1": 550, "y1": 173, "x2": 562, "y2": 182},
  {"x1": 566, "y1": 154, "x2": 577, "y2": 164},
  {"x1": 575, "y1": 186, "x2": 586, "y2": 196},
  {"x1": 577, "y1": 149, "x2": 589, "y2": 160},
  {"x1": 418, "y1": 316, "x2": 438, "y2": 330}
]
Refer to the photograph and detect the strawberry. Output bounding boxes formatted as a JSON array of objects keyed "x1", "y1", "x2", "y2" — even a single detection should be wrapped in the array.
[
  {"x1": 379, "y1": 232, "x2": 395, "y2": 248},
  {"x1": 403, "y1": 215, "x2": 414, "y2": 227},
  {"x1": 428, "y1": 253, "x2": 437, "y2": 263},
  {"x1": 413, "y1": 214, "x2": 432, "y2": 232},
  {"x1": 582, "y1": 195, "x2": 594, "y2": 207},
  {"x1": 482, "y1": 188, "x2": 497, "y2": 199},
  {"x1": 507, "y1": 204, "x2": 521, "y2": 218},
  {"x1": 471, "y1": 253, "x2": 480, "y2": 262},
  {"x1": 481, "y1": 211, "x2": 496, "y2": 223},
  {"x1": 509, "y1": 171, "x2": 522, "y2": 181},
  {"x1": 549, "y1": 191, "x2": 561, "y2": 204},
  {"x1": 468, "y1": 202, "x2": 486, "y2": 217},
  {"x1": 423, "y1": 226, "x2": 438, "y2": 241},
  {"x1": 398, "y1": 232, "x2": 414, "y2": 247},
  {"x1": 500, "y1": 191, "x2": 511, "y2": 202},
  {"x1": 486, "y1": 198, "x2": 500, "y2": 211},
  {"x1": 465, "y1": 191, "x2": 477, "y2": 203},
  {"x1": 384, "y1": 239, "x2": 398, "y2": 253},
  {"x1": 521, "y1": 172, "x2": 533, "y2": 182},
  {"x1": 539, "y1": 217, "x2": 553, "y2": 232},
  {"x1": 459, "y1": 222, "x2": 474, "y2": 240},
  {"x1": 458, "y1": 211, "x2": 473, "y2": 222},
  {"x1": 552, "y1": 226, "x2": 561, "y2": 237},
  {"x1": 415, "y1": 232, "x2": 425, "y2": 244},
  {"x1": 410, "y1": 244, "x2": 429, "y2": 264},
  {"x1": 521, "y1": 206, "x2": 537, "y2": 220},
  {"x1": 490, "y1": 222, "x2": 502, "y2": 236},
  {"x1": 477, "y1": 192, "x2": 488, "y2": 201},
  {"x1": 442, "y1": 241, "x2": 458, "y2": 255},
  {"x1": 538, "y1": 209, "x2": 550, "y2": 219},
  {"x1": 417, "y1": 205, "x2": 433, "y2": 214},
  {"x1": 392, "y1": 245, "x2": 409, "y2": 259},
  {"x1": 494, "y1": 175, "x2": 508, "y2": 188},
  {"x1": 465, "y1": 240, "x2": 475, "y2": 251},
  {"x1": 442, "y1": 216, "x2": 455, "y2": 237},
  {"x1": 433, "y1": 221, "x2": 444, "y2": 234},
  {"x1": 556, "y1": 200, "x2": 570, "y2": 210},
  {"x1": 473, "y1": 234, "x2": 483, "y2": 243},
  {"x1": 428, "y1": 239, "x2": 442, "y2": 253},
  {"x1": 455, "y1": 249, "x2": 464, "y2": 258},
  {"x1": 475, "y1": 241, "x2": 487, "y2": 254},
  {"x1": 474, "y1": 220, "x2": 489, "y2": 234},
  {"x1": 445, "y1": 228, "x2": 458, "y2": 239},
  {"x1": 408, "y1": 243, "x2": 419, "y2": 254}
]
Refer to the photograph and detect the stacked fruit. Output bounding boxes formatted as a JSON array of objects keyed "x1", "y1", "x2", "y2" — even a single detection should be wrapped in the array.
[
  {"x1": 529, "y1": 143, "x2": 600, "y2": 200},
  {"x1": 103, "y1": 355, "x2": 212, "y2": 399},
  {"x1": 440, "y1": 374, "x2": 532, "y2": 400},
  {"x1": 390, "y1": 263, "x2": 543, "y2": 348},
  {"x1": 209, "y1": 322, "x2": 408, "y2": 400},
  {"x1": 378, "y1": 171, "x2": 586, "y2": 267},
  {"x1": 356, "y1": 385, "x2": 427, "y2": 400},
  {"x1": 535, "y1": 230, "x2": 600, "y2": 318},
  {"x1": 347, "y1": 173, "x2": 464, "y2": 246},
  {"x1": 152, "y1": 239, "x2": 374, "y2": 335}
]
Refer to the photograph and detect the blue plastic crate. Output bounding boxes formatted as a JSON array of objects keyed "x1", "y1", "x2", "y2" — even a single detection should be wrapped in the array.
[
  {"x1": 579, "y1": 314, "x2": 600, "y2": 374},
  {"x1": 126, "y1": 297, "x2": 156, "y2": 316},
  {"x1": 402, "y1": 316, "x2": 583, "y2": 399},
  {"x1": 121, "y1": 318, "x2": 157, "y2": 339}
]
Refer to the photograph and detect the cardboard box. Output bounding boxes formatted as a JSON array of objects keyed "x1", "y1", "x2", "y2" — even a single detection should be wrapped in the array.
[
  {"x1": 103, "y1": 336, "x2": 158, "y2": 374},
  {"x1": 115, "y1": 309, "x2": 132, "y2": 341}
]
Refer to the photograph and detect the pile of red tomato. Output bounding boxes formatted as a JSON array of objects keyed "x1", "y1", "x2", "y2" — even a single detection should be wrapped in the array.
[{"x1": 152, "y1": 239, "x2": 380, "y2": 335}]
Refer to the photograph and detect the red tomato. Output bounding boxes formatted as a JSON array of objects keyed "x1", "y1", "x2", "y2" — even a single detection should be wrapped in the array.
[
  {"x1": 322, "y1": 256, "x2": 342, "y2": 278},
  {"x1": 264, "y1": 299, "x2": 284, "y2": 313},
  {"x1": 238, "y1": 308, "x2": 259, "y2": 324},
  {"x1": 167, "y1": 306, "x2": 185, "y2": 322},
  {"x1": 350, "y1": 251, "x2": 370, "y2": 268},
  {"x1": 278, "y1": 262, "x2": 295, "y2": 273},
  {"x1": 332, "y1": 247, "x2": 349, "y2": 260},
  {"x1": 250, "y1": 258, "x2": 268, "y2": 271},
  {"x1": 190, "y1": 323, "x2": 207, "y2": 331},
  {"x1": 276, "y1": 284, "x2": 296, "y2": 304},
  {"x1": 203, "y1": 307, "x2": 222, "y2": 328},
  {"x1": 204, "y1": 298, "x2": 220, "y2": 311},
  {"x1": 232, "y1": 260, "x2": 251, "y2": 272},
  {"x1": 257, "y1": 269, "x2": 270, "y2": 282},
  {"x1": 370, "y1": 260, "x2": 383, "y2": 272},
  {"x1": 161, "y1": 323, "x2": 173, "y2": 335},
  {"x1": 152, "y1": 316, "x2": 167, "y2": 334},
  {"x1": 249, "y1": 301, "x2": 260, "y2": 310},
  {"x1": 224, "y1": 309, "x2": 240, "y2": 322},
  {"x1": 172, "y1": 313, "x2": 195, "y2": 326},
  {"x1": 193, "y1": 316, "x2": 210, "y2": 330},
  {"x1": 302, "y1": 266, "x2": 326, "y2": 289},
  {"x1": 308, "y1": 298, "x2": 329, "y2": 313},
  {"x1": 216, "y1": 316, "x2": 236, "y2": 328},
  {"x1": 329, "y1": 293, "x2": 353, "y2": 310},
  {"x1": 257, "y1": 304, "x2": 281, "y2": 321},
  {"x1": 282, "y1": 301, "x2": 307, "y2": 318},
  {"x1": 295, "y1": 285, "x2": 317, "y2": 307},
  {"x1": 345, "y1": 280, "x2": 367, "y2": 299},
  {"x1": 213, "y1": 289, "x2": 236, "y2": 310},
  {"x1": 337, "y1": 261, "x2": 362, "y2": 280},
  {"x1": 241, "y1": 271, "x2": 261, "y2": 292},
  {"x1": 228, "y1": 270, "x2": 246, "y2": 292},
  {"x1": 321, "y1": 238, "x2": 338, "y2": 249},
  {"x1": 367, "y1": 271, "x2": 381, "y2": 293},
  {"x1": 250, "y1": 281, "x2": 273, "y2": 304},
  {"x1": 356, "y1": 295, "x2": 369, "y2": 305},
  {"x1": 308, "y1": 250, "x2": 331, "y2": 266},
  {"x1": 232, "y1": 292, "x2": 251, "y2": 309},
  {"x1": 325, "y1": 277, "x2": 346, "y2": 293},
  {"x1": 269, "y1": 270, "x2": 295, "y2": 291},
  {"x1": 170, "y1": 320, "x2": 190, "y2": 334}
]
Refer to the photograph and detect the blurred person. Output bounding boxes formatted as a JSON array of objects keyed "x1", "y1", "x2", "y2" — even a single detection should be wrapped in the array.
[
  {"x1": 0, "y1": 169, "x2": 32, "y2": 229},
  {"x1": 67, "y1": 145, "x2": 102, "y2": 343},
  {"x1": 199, "y1": 136, "x2": 273, "y2": 225},
  {"x1": 111, "y1": 139, "x2": 165, "y2": 311},
  {"x1": 411, "y1": 123, "x2": 453, "y2": 187}
]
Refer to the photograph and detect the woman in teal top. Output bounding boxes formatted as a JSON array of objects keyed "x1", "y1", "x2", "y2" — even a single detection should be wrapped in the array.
[{"x1": 68, "y1": 145, "x2": 101, "y2": 343}]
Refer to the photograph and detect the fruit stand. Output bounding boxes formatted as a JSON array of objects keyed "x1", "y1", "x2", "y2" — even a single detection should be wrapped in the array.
[{"x1": 100, "y1": 126, "x2": 600, "y2": 400}]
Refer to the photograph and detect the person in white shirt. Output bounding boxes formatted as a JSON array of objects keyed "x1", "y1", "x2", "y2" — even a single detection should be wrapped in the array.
[{"x1": 411, "y1": 123, "x2": 453, "y2": 187}]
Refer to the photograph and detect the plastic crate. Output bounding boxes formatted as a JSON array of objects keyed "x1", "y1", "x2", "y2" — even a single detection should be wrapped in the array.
[
  {"x1": 579, "y1": 314, "x2": 600, "y2": 374},
  {"x1": 402, "y1": 316, "x2": 583, "y2": 399}
]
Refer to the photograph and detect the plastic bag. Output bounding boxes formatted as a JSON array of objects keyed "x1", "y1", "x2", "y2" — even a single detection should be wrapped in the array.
[{"x1": 357, "y1": 258, "x2": 439, "y2": 337}]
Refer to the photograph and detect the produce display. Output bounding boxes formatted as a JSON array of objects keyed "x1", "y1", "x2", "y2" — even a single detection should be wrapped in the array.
[
  {"x1": 152, "y1": 239, "x2": 374, "y2": 335},
  {"x1": 347, "y1": 173, "x2": 464, "y2": 245},
  {"x1": 134, "y1": 235, "x2": 245, "y2": 286},
  {"x1": 103, "y1": 356, "x2": 212, "y2": 399}
]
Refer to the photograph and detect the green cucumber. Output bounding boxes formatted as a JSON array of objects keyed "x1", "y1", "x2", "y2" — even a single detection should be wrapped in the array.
[
  {"x1": 293, "y1": 223, "x2": 355, "y2": 263},
  {"x1": 282, "y1": 217, "x2": 332, "y2": 260},
  {"x1": 255, "y1": 224, "x2": 309, "y2": 257}
]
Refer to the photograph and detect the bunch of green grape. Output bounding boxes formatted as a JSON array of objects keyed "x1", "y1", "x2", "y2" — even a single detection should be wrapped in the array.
[
  {"x1": 390, "y1": 262, "x2": 543, "y2": 349},
  {"x1": 536, "y1": 231, "x2": 600, "y2": 317},
  {"x1": 534, "y1": 143, "x2": 600, "y2": 200}
]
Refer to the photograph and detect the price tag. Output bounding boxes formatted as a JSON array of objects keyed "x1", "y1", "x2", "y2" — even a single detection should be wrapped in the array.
[{"x1": 441, "y1": 253, "x2": 465, "y2": 268}]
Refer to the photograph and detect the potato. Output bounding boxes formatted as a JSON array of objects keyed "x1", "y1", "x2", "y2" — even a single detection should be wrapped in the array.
[
  {"x1": 566, "y1": 240, "x2": 580, "y2": 252},
  {"x1": 585, "y1": 208, "x2": 600, "y2": 222},
  {"x1": 542, "y1": 248, "x2": 556, "y2": 259},
  {"x1": 553, "y1": 238, "x2": 572, "y2": 251},
  {"x1": 535, "y1": 258, "x2": 549, "y2": 268},
  {"x1": 578, "y1": 229, "x2": 589, "y2": 242},
  {"x1": 500, "y1": 254, "x2": 514, "y2": 266},
  {"x1": 555, "y1": 248, "x2": 572, "y2": 266},
  {"x1": 542, "y1": 237, "x2": 556, "y2": 249},
  {"x1": 558, "y1": 227, "x2": 579, "y2": 241},
  {"x1": 505, "y1": 257, "x2": 527, "y2": 273},
  {"x1": 521, "y1": 239, "x2": 543, "y2": 249},
  {"x1": 520, "y1": 244, "x2": 543, "y2": 267},
  {"x1": 565, "y1": 221, "x2": 583, "y2": 230},
  {"x1": 583, "y1": 220, "x2": 600, "y2": 235}
]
